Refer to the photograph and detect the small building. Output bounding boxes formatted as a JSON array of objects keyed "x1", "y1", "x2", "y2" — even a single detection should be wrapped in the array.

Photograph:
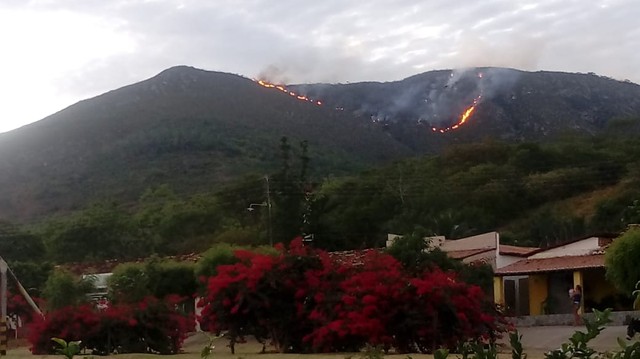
[
  {"x1": 387, "y1": 231, "x2": 627, "y2": 318},
  {"x1": 493, "y1": 234, "x2": 628, "y2": 317},
  {"x1": 387, "y1": 231, "x2": 538, "y2": 270},
  {"x1": 82, "y1": 272, "x2": 113, "y2": 303}
]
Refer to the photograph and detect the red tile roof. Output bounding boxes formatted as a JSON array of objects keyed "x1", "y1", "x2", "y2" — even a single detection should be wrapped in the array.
[
  {"x1": 327, "y1": 248, "x2": 385, "y2": 265},
  {"x1": 59, "y1": 253, "x2": 202, "y2": 275},
  {"x1": 495, "y1": 254, "x2": 605, "y2": 276},
  {"x1": 445, "y1": 248, "x2": 493, "y2": 260},
  {"x1": 499, "y1": 245, "x2": 539, "y2": 257}
]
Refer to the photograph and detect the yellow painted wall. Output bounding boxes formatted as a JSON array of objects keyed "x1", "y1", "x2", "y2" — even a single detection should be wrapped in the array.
[
  {"x1": 493, "y1": 276, "x2": 504, "y2": 305},
  {"x1": 573, "y1": 270, "x2": 584, "y2": 314},
  {"x1": 584, "y1": 268, "x2": 614, "y2": 302},
  {"x1": 573, "y1": 271, "x2": 583, "y2": 288},
  {"x1": 529, "y1": 274, "x2": 548, "y2": 315}
]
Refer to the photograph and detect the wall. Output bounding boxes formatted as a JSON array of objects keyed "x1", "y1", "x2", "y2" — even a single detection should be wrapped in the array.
[
  {"x1": 583, "y1": 268, "x2": 629, "y2": 311},
  {"x1": 513, "y1": 310, "x2": 638, "y2": 326},
  {"x1": 441, "y1": 232, "x2": 497, "y2": 252},
  {"x1": 496, "y1": 254, "x2": 524, "y2": 270},
  {"x1": 529, "y1": 274, "x2": 548, "y2": 315}
]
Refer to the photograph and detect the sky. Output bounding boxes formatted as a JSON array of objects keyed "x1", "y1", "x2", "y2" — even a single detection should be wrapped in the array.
[{"x1": 1, "y1": 0, "x2": 639, "y2": 133}]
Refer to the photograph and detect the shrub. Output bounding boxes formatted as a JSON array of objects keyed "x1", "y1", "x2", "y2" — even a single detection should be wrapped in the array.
[
  {"x1": 42, "y1": 270, "x2": 95, "y2": 311},
  {"x1": 8, "y1": 289, "x2": 43, "y2": 325},
  {"x1": 606, "y1": 228, "x2": 640, "y2": 293},
  {"x1": 199, "y1": 239, "x2": 505, "y2": 353},
  {"x1": 108, "y1": 258, "x2": 196, "y2": 304},
  {"x1": 28, "y1": 297, "x2": 194, "y2": 355}
]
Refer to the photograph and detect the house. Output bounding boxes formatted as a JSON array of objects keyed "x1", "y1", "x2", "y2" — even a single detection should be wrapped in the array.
[
  {"x1": 386, "y1": 231, "x2": 538, "y2": 270},
  {"x1": 82, "y1": 272, "x2": 113, "y2": 303},
  {"x1": 387, "y1": 231, "x2": 626, "y2": 318},
  {"x1": 493, "y1": 234, "x2": 627, "y2": 317}
]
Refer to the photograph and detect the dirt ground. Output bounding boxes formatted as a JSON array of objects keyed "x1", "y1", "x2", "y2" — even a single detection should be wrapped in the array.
[{"x1": 7, "y1": 325, "x2": 634, "y2": 359}]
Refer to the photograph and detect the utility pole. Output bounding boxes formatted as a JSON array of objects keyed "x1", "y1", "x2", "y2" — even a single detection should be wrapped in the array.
[{"x1": 265, "y1": 175, "x2": 273, "y2": 247}]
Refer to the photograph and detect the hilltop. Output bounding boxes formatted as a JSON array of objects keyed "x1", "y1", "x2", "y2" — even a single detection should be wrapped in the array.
[{"x1": 0, "y1": 66, "x2": 639, "y2": 222}]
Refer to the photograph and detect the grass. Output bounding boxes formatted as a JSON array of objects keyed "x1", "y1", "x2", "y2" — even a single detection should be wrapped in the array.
[{"x1": 7, "y1": 333, "x2": 549, "y2": 359}]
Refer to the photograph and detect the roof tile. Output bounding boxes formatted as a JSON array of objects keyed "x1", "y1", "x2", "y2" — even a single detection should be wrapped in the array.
[{"x1": 495, "y1": 254, "x2": 604, "y2": 276}]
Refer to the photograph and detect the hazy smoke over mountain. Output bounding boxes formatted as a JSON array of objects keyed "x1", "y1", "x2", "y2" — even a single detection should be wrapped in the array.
[{"x1": 351, "y1": 68, "x2": 521, "y2": 127}]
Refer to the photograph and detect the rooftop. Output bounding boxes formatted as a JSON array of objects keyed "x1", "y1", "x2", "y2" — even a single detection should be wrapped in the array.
[
  {"x1": 499, "y1": 244, "x2": 539, "y2": 257},
  {"x1": 495, "y1": 254, "x2": 605, "y2": 276}
]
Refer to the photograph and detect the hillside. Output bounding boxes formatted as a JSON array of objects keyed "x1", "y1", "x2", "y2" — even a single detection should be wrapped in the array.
[
  {"x1": 0, "y1": 66, "x2": 410, "y2": 221},
  {"x1": 307, "y1": 136, "x2": 640, "y2": 250},
  {"x1": 291, "y1": 68, "x2": 640, "y2": 151},
  {"x1": 1, "y1": 66, "x2": 640, "y2": 223}
]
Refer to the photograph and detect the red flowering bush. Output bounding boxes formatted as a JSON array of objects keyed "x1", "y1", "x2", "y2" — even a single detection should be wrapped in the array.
[
  {"x1": 199, "y1": 239, "x2": 507, "y2": 353},
  {"x1": 28, "y1": 304, "x2": 101, "y2": 354},
  {"x1": 7, "y1": 290, "x2": 43, "y2": 325},
  {"x1": 199, "y1": 240, "x2": 327, "y2": 352},
  {"x1": 395, "y1": 270, "x2": 508, "y2": 353},
  {"x1": 303, "y1": 251, "x2": 407, "y2": 352},
  {"x1": 28, "y1": 296, "x2": 194, "y2": 355}
]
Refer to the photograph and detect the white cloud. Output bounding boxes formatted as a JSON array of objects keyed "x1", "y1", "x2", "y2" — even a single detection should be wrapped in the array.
[{"x1": 0, "y1": 0, "x2": 639, "y2": 132}]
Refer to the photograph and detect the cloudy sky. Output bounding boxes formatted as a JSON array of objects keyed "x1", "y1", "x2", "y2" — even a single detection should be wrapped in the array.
[{"x1": 0, "y1": 0, "x2": 638, "y2": 133}]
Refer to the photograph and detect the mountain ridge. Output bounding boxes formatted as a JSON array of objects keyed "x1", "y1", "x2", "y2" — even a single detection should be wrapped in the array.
[{"x1": 1, "y1": 65, "x2": 639, "y2": 222}]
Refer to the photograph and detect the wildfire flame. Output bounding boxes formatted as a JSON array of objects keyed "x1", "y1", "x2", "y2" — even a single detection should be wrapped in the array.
[
  {"x1": 430, "y1": 95, "x2": 482, "y2": 133},
  {"x1": 256, "y1": 73, "x2": 484, "y2": 133},
  {"x1": 256, "y1": 80, "x2": 322, "y2": 106}
]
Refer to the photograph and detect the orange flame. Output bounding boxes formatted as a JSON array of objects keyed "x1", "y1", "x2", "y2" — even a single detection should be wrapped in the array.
[
  {"x1": 257, "y1": 78, "x2": 482, "y2": 133},
  {"x1": 430, "y1": 95, "x2": 482, "y2": 133},
  {"x1": 255, "y1": 79, "x2": 322, "y2": 106}
]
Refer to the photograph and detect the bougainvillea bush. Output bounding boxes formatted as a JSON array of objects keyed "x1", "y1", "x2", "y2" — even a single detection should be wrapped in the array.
[
  {"x1": 198, "y1": 239, "x2": 507, "y2": 353},
  {"x1": 8, "y1": 289, "x2": 43, "y2": 325},
  {"x1": 28, "y1": 296, "x2": 194, "y2": 355}
]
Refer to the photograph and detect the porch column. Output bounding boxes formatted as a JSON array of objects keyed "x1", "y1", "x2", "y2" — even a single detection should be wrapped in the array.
[
  {"x1": 493, "y1": 276, "x2": 504, "y2": 305},
  {"x1": 573, "y1": 270, "x2": 584, "y2": 314},
  {"x1": 529, "y1": 274, "x2": 548, "y2": 315}
]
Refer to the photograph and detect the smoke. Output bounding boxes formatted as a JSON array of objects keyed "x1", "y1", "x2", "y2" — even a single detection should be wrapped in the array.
[
  {"x1": 448, "y1": 34, "x2": 547, "y2": 71},
  {"x1": 349, "y1": 67, "x2": 523, "y2": 127},
  {"x1": 257, "y1": 59, "x2": 522, "y2": 129}
]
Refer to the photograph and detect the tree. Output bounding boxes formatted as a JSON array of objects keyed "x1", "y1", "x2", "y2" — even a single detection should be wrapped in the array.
[
  {"x1": 135, "y1": 186, "x2": 224, "y2": 254},
  {"x1": 108, "y1": 258, "x2": 196, "y2": 304},
  {"x1": 42, "y1": 270, "x2": 95, "y2": 311},
  {"x1": 271, "y1": 137, "x2": 311, "y2": 243},
  {"x1": 8, "y1": 261, "x2": 53, "y2": 297},
  {"x1": 605, "y1": 228, "x2": 640, "y2": 293},
  {"x1": 385, "y1": 228, "x2": 494, "y2": 291},
  {"x1": 0, "y1": 221, "x2": 45, "y2": 262},
  {"x1": 43, "y1": 201, "x2": 143, "y2": 262},
  {"x1": 195, "y1": 243, "x2": 244, "y2": 280},
  {"x1": 385, "y1": 228, "x2": 458, "y2": 276}
]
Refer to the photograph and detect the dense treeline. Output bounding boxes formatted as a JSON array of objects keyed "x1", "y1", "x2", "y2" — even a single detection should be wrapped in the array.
[
  {"x1": 310, "y1": 135, "x2": 640, "y2": 248},
  {"x1": 2, "y1": 134, "x2": 640, "y2": 283}
]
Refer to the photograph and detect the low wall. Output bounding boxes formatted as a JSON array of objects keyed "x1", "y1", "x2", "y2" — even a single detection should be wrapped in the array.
[{"x1": 512, "y1": 310, "x2": 638, "y2": 327}]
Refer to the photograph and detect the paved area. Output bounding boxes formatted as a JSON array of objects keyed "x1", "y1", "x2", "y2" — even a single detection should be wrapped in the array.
[{"x1": 512, "y1": 325, "x2": 630, "y2": 353}]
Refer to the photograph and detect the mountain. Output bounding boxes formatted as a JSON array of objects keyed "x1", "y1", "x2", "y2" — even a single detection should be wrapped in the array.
[
  {"x1": 0, "y1": 66, "x2": 410, "y2": 221},
  {"x1": 1, "y1": 66, "x2": 639, "y2": 222},
  {"x1": 290, "y1": 68, "x2": 640, "y2": 151}
]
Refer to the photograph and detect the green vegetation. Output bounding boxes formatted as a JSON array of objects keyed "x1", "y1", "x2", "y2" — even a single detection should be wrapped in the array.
[
  {"x1": 51, "y1": 338, "x2": 82, "y2": 359},
  {"x1": 605, "y1": 228, "x2": 640, "y2": 294},
  {"x1": 1, "y1": 133, "x2": 640, "y2": 299},
  {"x1": 108, "y1": 257, "x2": 196, "y2": 303},
  {"x1": 307, "y1": 136, "x2": 640, "y2": 248},
  {"x1": 386, "y1": 228, "x2": 493, "y2": 292},
  {"x1": 42, "y1": 269, "x2": 95, "y2": 311}
]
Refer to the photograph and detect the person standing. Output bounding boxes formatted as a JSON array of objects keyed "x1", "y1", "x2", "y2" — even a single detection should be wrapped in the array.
[{"x1": 571, "y1": 285, "x2": 583, "y2": 326}]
